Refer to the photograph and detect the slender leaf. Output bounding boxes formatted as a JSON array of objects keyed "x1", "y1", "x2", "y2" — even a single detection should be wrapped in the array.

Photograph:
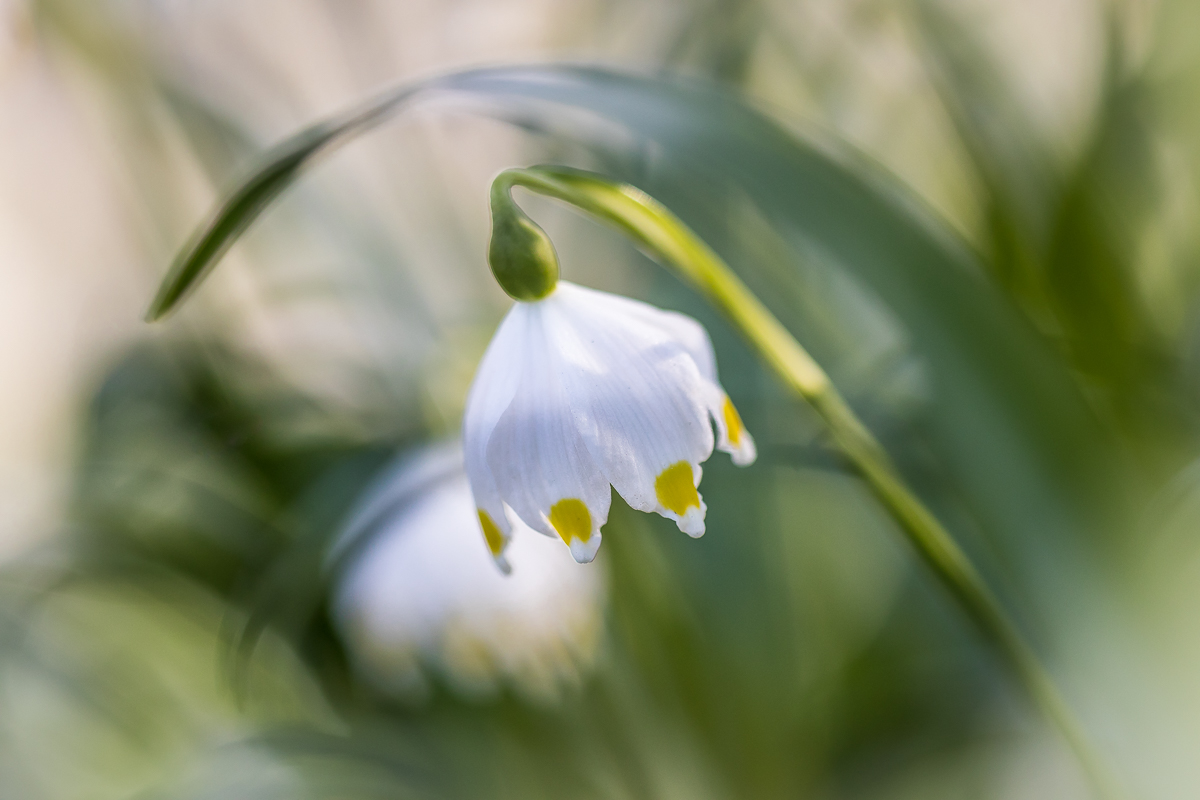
[
  {"x1": 150, "y1": 64, "x2": 1124, "y2": 627},
  {"x1": 145, "y1": 83, "x2": 430, "y2": 320}
]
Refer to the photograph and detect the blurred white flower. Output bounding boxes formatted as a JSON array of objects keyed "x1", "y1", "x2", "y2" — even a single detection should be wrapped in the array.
[
  {"x1": 330, "y1": 441, "x2": 603, "y2": 702},
  {"x1": 464, "y1": 281, "x2": 755, "y2": 567}
]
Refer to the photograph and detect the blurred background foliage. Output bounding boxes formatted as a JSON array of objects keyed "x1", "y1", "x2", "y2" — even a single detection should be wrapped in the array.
[{"x1": 4, "y1": 0, "x2": 1200, "y2": 798}]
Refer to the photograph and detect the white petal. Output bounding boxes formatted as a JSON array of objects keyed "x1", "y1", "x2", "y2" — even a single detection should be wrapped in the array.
[
  {"x1": 462, "y1": 306, "x2": 527, "y2": 567},
  {"x1": 549, "y1": 284, "x2": 716, "y2": 536},
  {"x1": 486, "y1": 301, "x2": 610, "y2": 563},
  {"x1": 567, "y1": 283, "x2": 757, "y2": 468},
  {"x1": 712, "y1": 392, "x2": 757, "y2": 466},
  {"x1": 325, "y1": 439, "x2": 462, "y2": 569},
  {"x1": 574, "y1": 282, "x2": 719, "y2": 381}
]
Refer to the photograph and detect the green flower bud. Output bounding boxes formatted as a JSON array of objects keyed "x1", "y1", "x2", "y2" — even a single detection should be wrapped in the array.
[{"x1": 488, "y1": 177, "x2": 559, "y2": 301}]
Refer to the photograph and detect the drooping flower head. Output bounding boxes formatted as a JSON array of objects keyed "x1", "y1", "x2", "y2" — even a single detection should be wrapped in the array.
[
  {"x1": 464, "y1": 281, "x2": 755, "y2": 567},
  {"x1": 330, "y1": 441, "x2": 603, "y2": 701}
]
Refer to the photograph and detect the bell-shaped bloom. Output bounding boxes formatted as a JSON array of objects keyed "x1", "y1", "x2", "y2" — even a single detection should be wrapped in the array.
[
  {"x1": 464, "y1": 281, "x2": 755, "y2": 567},
  {"x1": 330, "y1": 442, "x2": 604, "y2": 701}
]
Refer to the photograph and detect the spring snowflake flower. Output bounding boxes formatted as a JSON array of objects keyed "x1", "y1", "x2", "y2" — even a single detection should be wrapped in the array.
[
  {"x1": 330, "y1": 442, "x2": 603, "y2": 701},
  {"x1": 464, "y1": 281, "x2": 756, "y2": 567}
]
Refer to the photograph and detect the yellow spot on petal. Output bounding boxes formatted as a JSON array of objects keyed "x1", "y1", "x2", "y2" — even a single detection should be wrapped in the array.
[
  {"x1": 478, "y1": 509, "x2": 506, "y2": 556},
  {"x1": 723, "y1": 396, "x2": 745, "y2": 447},
  {"x1": 655, "y1": 461, "x2": 700, "y2": 516},
  {"x1": 549, "y1": 498, "x2": 592, "y2": 545}
]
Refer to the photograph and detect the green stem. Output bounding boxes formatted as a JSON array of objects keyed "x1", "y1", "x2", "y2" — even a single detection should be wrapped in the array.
[{"x1": 493, "y1": 165, "x2": 1126, "y2": 800}]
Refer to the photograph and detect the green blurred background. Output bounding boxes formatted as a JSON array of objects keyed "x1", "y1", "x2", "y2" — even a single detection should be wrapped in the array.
[{"x1": 4, "y1": 0, "x2": 1200, "y2": 797}]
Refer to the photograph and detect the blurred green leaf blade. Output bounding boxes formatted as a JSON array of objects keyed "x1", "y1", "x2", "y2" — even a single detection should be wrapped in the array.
[
  {"x1": 149, "y1": 63, "x2": 1124, "y2": 624},
  {"x1": 144, "y1": 84, "x2": 427, "y2": 321}
]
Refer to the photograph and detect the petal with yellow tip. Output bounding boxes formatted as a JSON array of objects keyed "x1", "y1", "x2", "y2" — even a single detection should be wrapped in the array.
[
  {"x1": 654, "y1": 461, "x2": 707, "y2": 537},
  {"x1": 549, "y1": 498, "x2": 602, "y2": 563},
  {"x1": 716, "y1": 395, "x2": 757, "y2": 466}
]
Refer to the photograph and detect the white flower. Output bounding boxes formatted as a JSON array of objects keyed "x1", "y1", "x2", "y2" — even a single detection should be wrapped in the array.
[
  {"x1": 464, "y1": 281, "x2": 755, "y2": 567},
  {"x1": 330, "y1": 441, "x2": 604, "y2": 701}
]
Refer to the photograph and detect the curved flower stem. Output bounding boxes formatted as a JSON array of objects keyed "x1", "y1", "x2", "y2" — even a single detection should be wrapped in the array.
[{"x1": 493, "y1": 165, "x2": 1126, "y2": 800}]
